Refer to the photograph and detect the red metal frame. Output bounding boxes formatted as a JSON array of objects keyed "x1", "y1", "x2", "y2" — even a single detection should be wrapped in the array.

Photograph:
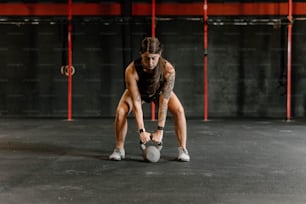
[
  {"x1": 151, "y1": 0, "x2": 156, "y2": 38},
  {"x1": 203, "y1": 0, "x2": 208, "y2": 121},
  {"x1": 67, "y1": 0, "x2": 73, "y2": 121},
  {"x1": 0, "y1": 1, "x2": 302, "y2": 120},
  {"x1": 151, "y1": 0, "x2": 156, "y2": 121},
  {"x1": 132, "y1": 2, "x2": 306, "y2": 16},
  {"x1": 1, "y1": 2, "x2": 306, "y2": 16},
  {"x1": 287, "y1": 0, "x2": 293, "y2": 121},
  {"x1": 0, "y1": 3, "x2": 121, "y2": 16}
]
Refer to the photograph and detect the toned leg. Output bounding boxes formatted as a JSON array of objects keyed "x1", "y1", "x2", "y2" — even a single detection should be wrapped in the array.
[
  {"x1": 114, "y1": 106, "x2": 128, "y2": 149},
  {"x1": 167, "y1": 92, "x2": 190, "y2": 161},
  {"x1": 114, "y1": 90, "x2": 132, "y2": 148},
  {"x1": 167, "y1": 92, "x2": 187, "y2": 148},
  {"x1": 110, "y1": 90, "x2": 132, "y2": 160}
]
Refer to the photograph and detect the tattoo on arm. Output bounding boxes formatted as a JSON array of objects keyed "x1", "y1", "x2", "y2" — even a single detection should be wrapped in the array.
[
  {"x1": 158, "y1": 104, "x2": 167, "y2": 124},
  {"x1": 163, "y1": 72, "x2": 175, "y2": 99}
]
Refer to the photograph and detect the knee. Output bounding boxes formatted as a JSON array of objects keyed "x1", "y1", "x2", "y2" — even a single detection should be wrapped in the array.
[
  {"x1": 115, "y1": 106, "x2": 128, "y2": 120},
  {"x1": 171, "y1": 105, "x2": 185, "y2": 118}
]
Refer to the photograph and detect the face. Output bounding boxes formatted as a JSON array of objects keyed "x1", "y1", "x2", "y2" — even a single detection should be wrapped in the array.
[{"x1": 140, "y1": 52, "x2": 161, "y2": 71}]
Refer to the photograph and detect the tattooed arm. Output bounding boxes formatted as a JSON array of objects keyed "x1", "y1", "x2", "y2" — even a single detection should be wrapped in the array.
[
  {"x1": 158, "y1": 62, "x2": 175, "y2": 126},
  {"x1": 151, "y1": 61, "x2": 175, "y2": 143}
]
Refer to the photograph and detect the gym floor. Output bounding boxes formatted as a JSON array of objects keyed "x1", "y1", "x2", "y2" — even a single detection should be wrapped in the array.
[{"x1": 0, "y1": 118, "x2": 306, "y2": 204}]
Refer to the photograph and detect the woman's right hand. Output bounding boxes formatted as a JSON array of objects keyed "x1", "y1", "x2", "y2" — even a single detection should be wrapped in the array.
[{"x1": 139, "y1": 131, "x2": 152, "y2": 144}]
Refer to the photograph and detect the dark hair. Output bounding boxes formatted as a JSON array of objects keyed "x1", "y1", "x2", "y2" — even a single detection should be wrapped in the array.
[
  {"x1": 138, "y1": 37, "x2": 166, "y2": 95},
  {"x1": 139, "y1": 37, "x2": 163, "y2": 54}
]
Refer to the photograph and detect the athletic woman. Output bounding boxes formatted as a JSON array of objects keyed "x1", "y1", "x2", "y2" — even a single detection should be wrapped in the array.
[{"x1": 109, "y1": 37, "x2": 190, "y2": 162}]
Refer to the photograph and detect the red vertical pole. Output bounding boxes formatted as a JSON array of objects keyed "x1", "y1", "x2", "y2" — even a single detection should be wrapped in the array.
[
  {"x1": 203, "y1": 0, "x2": 208, "y2": 121},
  {"x1": 151, "y1": 0, "x2": 156, "y2": 38},
  {"x1": 287, "y1": 0, "x2": 292, "y2": 121},
  {"x1": 151, "y1": 0, "x2": 156, "y2": 121},
  {"x1": 67, "y1": 0, "x2": 73, "y2": 121}
]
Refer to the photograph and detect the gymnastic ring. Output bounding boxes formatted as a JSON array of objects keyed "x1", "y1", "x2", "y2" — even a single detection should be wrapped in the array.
[{"x1": 60, "y1": 65, "x2": 75, "y2": 76}]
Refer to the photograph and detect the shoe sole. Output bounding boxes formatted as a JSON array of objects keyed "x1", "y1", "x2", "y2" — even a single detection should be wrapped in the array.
[
  {"x1": 109, "y1": 155, "x2": 125, "y2": 161},
  {"x1": 178, "y1": 157, "x2": 190, "y2": 162}
]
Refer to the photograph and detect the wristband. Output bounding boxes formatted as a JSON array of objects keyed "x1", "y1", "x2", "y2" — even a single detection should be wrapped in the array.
[
  {"x1": 157, "y1": 126, "x2": 164, "y2": 130},
  {"x1": 139, "y1": 128, "x2": 145, "y2": 134}
]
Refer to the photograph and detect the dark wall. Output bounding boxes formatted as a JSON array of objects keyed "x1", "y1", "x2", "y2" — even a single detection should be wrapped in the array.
[
  {"x1": 292, "y1": 20, "x2": 306, "y2": 118},
  {"x1": 208, "y1": 24, "x2": 286, "y2": 118},
  {"x1": 0, "y1": 24, "x2": 63, "y2": 117},
  {"x1": 0, "y1": 18, "x2": 306, "y2": 119}
]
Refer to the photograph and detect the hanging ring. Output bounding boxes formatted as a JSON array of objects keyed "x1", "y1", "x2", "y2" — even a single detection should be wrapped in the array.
[{"x1": 61, "y1": 65, "x2": 75, "y2": 76}]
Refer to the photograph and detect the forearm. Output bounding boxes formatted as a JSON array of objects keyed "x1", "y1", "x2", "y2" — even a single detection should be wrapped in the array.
[
  {"x1": 158, "y1": 68, "x2": 175, "y2": 128},
  {"x1": 133, "y1": 97, "x2": 152, "y2": 144},
  {"x1": 132, "y1": 97, "x2": 145, "y2": 131},
  {"x1": 157, "y1": 98, "x2": 168, "y2": 128},
  {"x1": 150, "y1": 97, "x2": 168, "y2": 144}
]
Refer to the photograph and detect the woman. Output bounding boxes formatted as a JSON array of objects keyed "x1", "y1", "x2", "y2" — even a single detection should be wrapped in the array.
[{"x1": 109, "y1": 37, "x2": 190, "y2": 162}]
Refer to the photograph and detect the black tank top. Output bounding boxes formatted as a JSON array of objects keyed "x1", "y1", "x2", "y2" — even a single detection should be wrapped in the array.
[{"x1": 134, "y1": 58, "x2": 164, "y2": 103}]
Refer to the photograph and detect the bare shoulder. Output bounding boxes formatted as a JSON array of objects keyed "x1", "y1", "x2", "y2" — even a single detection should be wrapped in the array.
[
  {"x1": 125, "y1": 61, "x2": 135, "y2": 73},
  {"x1": 163, "y1": 59, "x2": 175, "y2": 75},
  {"x1": 125, "y1": 61, "x2": 138, "y2": 81}
]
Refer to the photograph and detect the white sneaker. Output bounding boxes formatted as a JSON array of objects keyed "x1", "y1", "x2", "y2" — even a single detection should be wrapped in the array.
[
  {"x1": 109, "y1": 148, "x2": 125, "y2": 161},
  {"x1": 178, "y1": 147, "x2": 190, "y2": 162}
]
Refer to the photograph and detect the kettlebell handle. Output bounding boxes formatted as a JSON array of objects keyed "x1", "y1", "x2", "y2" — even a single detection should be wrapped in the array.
[{"x1": 139, "y1": 133, "x2": 163, "y2": 150}]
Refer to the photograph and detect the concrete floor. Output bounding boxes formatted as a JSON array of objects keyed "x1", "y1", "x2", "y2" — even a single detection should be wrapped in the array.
[{"x1": 0, "y1": 118, "x2": 306, "y2": 204}]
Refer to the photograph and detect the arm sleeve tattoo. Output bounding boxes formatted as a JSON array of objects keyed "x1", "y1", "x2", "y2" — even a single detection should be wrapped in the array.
[
  {"x1": 158, "y1": 71, "x2": 175, "y2": 126},
  {"x1": 163, "y1": 71, "x2": 175, "y2": 99}
]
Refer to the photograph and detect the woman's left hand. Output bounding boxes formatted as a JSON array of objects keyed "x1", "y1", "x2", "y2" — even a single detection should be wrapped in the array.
[{"x1": 150, "y1": 130, "x2": 163, "y2": 144}]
